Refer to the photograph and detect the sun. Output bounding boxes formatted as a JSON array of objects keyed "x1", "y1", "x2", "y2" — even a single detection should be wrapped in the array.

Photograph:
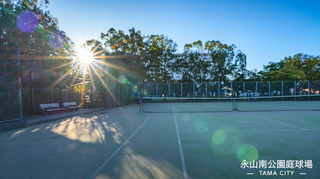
[{"x1": 76, "y1": 48, "x2": 94, "y2": 64}]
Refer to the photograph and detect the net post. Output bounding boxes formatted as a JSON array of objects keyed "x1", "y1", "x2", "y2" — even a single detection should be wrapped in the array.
[
  {"x1": 168, "y1": 82, "x2": 170, "y2": 98},
  {"x1": 281, "y1": 81, "x2": 283, "y2": 101},
  {"x1": 308, "y1": 81, "x2": 310, "y2": 100},
  {"x1": 269, "y1": 81, "x2": 270, "y2": 100}
]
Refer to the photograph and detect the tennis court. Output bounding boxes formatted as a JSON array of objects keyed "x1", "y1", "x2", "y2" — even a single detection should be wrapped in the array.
[{"x1": 0, "y1": 99, "x2": 319, "y2": 178}]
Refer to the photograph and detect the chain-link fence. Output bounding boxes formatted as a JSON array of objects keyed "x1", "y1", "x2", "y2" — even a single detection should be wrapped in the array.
[{"x1": 142, "y1": 81, "x2": 320, "y2": 98}]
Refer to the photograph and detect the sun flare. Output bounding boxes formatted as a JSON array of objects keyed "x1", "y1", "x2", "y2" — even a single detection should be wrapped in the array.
[{"x1": 77, "y1": 48, "x2": 94, "y2": 64}]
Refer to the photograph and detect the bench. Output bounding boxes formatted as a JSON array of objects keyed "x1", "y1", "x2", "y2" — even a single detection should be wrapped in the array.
[
  {"x1": 39, "y1": 103, "x2": 65, "y2": 116},
  {"x1": 63, "y1": 102, "x2": 82, "y2": 111}
]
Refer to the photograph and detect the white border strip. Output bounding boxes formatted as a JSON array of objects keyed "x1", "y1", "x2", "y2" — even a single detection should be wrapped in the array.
[
  {"x1": 89, "y1": 105, "x2": 161, "y2": 179},
  {"x1": 172, "y1": 104, "x2": 188, "y2": 179}
]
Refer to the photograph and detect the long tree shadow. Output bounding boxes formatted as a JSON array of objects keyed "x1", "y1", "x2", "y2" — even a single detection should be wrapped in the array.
[{"x1": 0, "y1": 104, "x2": 193, "y2": 179}]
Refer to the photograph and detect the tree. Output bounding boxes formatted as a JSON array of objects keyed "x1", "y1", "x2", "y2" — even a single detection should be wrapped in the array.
[
  {"x1": 142, "y1": 34, "x2": 177, "y2": 82},
  {"x1": 178, "y1": 40, "x2": 210, "y2": 83},
  {"x1": 0, "y1": 0, "x2": 73, "y2": 121},
  {"x1": 262, "y1": 65, "x2": 306, "y2": 81},
  {"x1": 205, "y1": 40, "x2": 247, "y2": 81},
  {"x1": 283, "y1": 53, "x2": 320, "y2": 81},
  {"x1": 260, "y1": 53, "x2": 320, "y2": 81}
]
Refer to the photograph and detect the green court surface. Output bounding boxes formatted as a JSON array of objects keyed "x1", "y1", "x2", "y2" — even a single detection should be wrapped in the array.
[{"x1": 0, "y1": 103, "x2": 319, "y2": 179}]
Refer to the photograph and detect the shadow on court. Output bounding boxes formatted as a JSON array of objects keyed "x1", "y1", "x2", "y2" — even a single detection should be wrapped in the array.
[{"x1": 0, "y1": 103, "x2": 319, "y2": 179}]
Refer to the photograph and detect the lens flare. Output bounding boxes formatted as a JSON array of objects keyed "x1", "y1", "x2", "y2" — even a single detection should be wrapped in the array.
[
  {"x1": 212, "y1": 130, "x2": 226, "y2": 144},
  {"x1": 17, "y1": 11, "x2": 38, "y2": 33},
  {"x1": 118, "y1": 75, "x2": 128, "y2": 84},
  {"x1": 49, "y1": 31, "x2": 65, "y2": 49},
  {"x1": 183, "y1": 114, "x2": 191, "y2": 121},
  {"x1": 94, "y1": 61, "x2": 109, "y2": 76},
  {"x1": 237, "y1": 144, "x2": 259, "y2": 163},
  {"x1": 196, "y1": 121, "x2": 208, "y2": 132}
]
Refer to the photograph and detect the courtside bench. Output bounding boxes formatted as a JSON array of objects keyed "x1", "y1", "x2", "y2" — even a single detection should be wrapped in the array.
[
  {"x1": 39, "y1": 103, "x2": 65, "y2": 116},
  {"x1": 63, "y1": 102, "x2": 82, "y2": 111}
]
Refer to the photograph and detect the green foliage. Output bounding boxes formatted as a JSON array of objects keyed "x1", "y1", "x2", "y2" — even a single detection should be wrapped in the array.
[
  {"x1": 0, "y1": 0, "x2": 73, "y2": 120},
  {"x1": 174, "y1": 40, "x2": 247, "y2": 83},
  {"x1": 262, "y1": 66, "x2": 306, "y2": 81},
  {"x1": 143, "y1": 34, "x2": 177, "y2": 82},
  {"x1": 260, "y1": 53, "x2": 320, "y2": 81}
]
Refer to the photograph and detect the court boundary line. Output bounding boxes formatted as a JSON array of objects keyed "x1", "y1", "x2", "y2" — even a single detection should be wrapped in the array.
[
  {"x1": 172, "y1": 104, "x2": 188, "y2": 179},
  {"x1": 238, "y1": 102, "x2": 317, "y2": 111},
  {"x1": 89, "y1": 105, "x2": 162, "y2": 179},
  {"x1": 179, "y1": 129, "x2": 320, "y2": 132},
  {"x1": 245, "y1": 114, "x2": 306, "y2": 130}
]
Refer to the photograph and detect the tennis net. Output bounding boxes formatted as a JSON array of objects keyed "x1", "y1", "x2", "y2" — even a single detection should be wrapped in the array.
[{"x1": 141, "y1": 95, "x2": 320, "y2": 113}]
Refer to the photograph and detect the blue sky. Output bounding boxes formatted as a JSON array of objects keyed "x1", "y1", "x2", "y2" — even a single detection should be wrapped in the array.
[{"x1": 48, "y1": 0, "x2": 320, "y2": 71}]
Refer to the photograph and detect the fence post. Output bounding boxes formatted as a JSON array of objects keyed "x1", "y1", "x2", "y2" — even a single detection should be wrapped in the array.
[
  {"x1": 30, "y1": 70, "x2": 34, "y2": 114},
  {"x1": 168, "y1": 82, "x2": 170, "y2": 98},
  {"x1": 308, "y1": 81, "x2": 310, "y2": 100},
  {"x1": 144, "y1": 83, "x2": 146, "y2": 98},
  {"x1": 181, "y1": 82, "x2": 183, "y2": 99},
  {"x1": 66, "y1": 89, "x2": 68, "y2": 102},
  {"x1": 281, "y1": 81, "x2": 283, "y2": 101},
  {"x1": 294, "y1": 81, "x2": 297, "y2": 100},
  {"x1": 218, "y1": 82, "x2": 220, "y2": 101},
  {"x1": 256, "y1": 82, "x2": 258, "y2": 95},
  {"x1": 230, "y1": 82, "x2": 232, "y2": 98},
  {"x1": 51, "y1": 88, "x2": 53, "y2": 103},
  {"x1": 126, "y1": 85, "x2": 129, "y2": 103},
  {"x1": 32, "y1": 88, "x2": 34, "y2": 112},
  {"x1": 106, "y1": 88, "x2": 108, "y2": 107},
  {"x1": 17, "y1": 49, "x2": 23, "y2": 121},
  {"x1": 156, "y1": 83, "x2": 158, "y2": 97},
  {"x1": 139, "y1": 95, "x2": 142, "y2": 113},
  {"x1": 269, "y1": 82, "x2": 270, "y2": 100},
  {"x1": 206, "y1": 82, "x2": 207, "y2": 100},
  {"x1": 193, "y1": 82, "x2": 195, "y2": 101},
  {"x1": 113, "y1": 81, "x2": 115, "y2": 107},
  {"x1": 243, "y1": 82, "x2": 245, "y2": 94}
]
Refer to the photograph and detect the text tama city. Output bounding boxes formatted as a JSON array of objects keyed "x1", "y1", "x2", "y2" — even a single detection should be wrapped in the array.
[{"x1": 259, "y1": 170, "x2": 294, "y2": 176}]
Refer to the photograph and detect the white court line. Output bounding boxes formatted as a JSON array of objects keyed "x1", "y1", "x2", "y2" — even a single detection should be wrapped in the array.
[
  {"x1": 245, "y1": 114, "x2": 306, "y2": 130},
  {"x1": 179, "y1": 129, "x2": 320, "y2": 132},
  {"x1": 172, "y1": 104, "x2": 188, "y2": 179},
  {"x1": 89, "y1": 105, "x2": 162, "y2": 179}
]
